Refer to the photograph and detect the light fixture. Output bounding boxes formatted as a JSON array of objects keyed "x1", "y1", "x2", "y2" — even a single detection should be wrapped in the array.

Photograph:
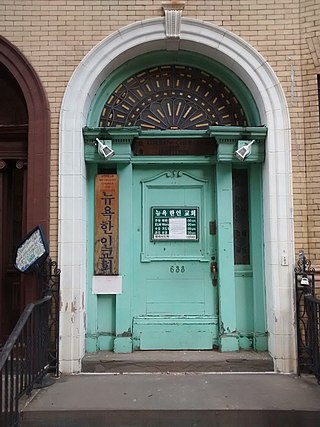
[
  {"x1": 234, "y1": 139, "x2": 256, "y2": 161},
  {"x1": 96, "y1": 138, "x2": 114, "y2": 160}
]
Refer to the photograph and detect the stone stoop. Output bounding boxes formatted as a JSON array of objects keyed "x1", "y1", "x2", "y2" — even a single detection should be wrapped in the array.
[
  {"x1": 81, "y1": 350, "x2": 274, "y2": 373},
  {"x1": 20, "y1": 373, "x2": 320, "y2": 427}
]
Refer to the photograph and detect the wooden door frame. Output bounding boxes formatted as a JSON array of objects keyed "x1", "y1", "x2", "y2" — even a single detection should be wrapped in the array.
[
  {"x1": 0, "y1": 36, "x2": 50, "y2": 304},
  {"x1": 0, "y1": 168, "x2": 5, "y2": 341}
]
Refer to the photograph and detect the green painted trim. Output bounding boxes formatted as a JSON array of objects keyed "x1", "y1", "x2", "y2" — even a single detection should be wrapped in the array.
[
  {"x1": 85, "y1": 337, "x2": 98, "y2": 353},
  {"x1": 139, "y1": 130, "x2": 208, "y2": 138},
  {"x1": 85, "y1": 165, "x2": 118, "y2": 352},
  {"x1": 84, "y1": 144, "x2": 132, "y2": 164},
  {"x1": 132, "y1": 156, "x2": 215, "y2": 165},
  {"x1": 208, "y1": 126, "x2": 267, "y2": 163},
  {"x1": 97, "y1": 295, "x2": 116, "y2": 351},
  {"x1": 82, "y1": 126, "x2": 140, "y2": 145},
  {"x1": 220, "y1": 335, "x2": 239, "y2": 352},
  {"x1": 217, "y1": 143, "x2": 264, "y2": 163},
  {"x1": 229, "y1": 164, "x2": 266, "y2": 351},
  {"x1": 98, "y1": 335, "x2": 114, "y2": 350},
  {"x1": 208, "y1": 126, "x2": 267, "y2": 136},
  {"x1": 83, "y1": 126, "x2": 267, "y2": 142},
  {"x1": 132, "y1": 315, "x2": 219, "y2": 350},
  {"x1": 114, "y1": 163, "x2": 134, "y2": 353},
  {"x1": 83, "y1": 126, "x2": 267, "y2": 164},
  {"x1": 249, "y1": 163, "x2": 267, "y2": 350},
  {"x1": 216, "y1": 163, "x2": 239, "y2": 351},
  {"x1": 238, "y1": 333, "x2": 268, "y2": 350},
  {"x1": 234, "y1": 270, "x2": 253, "y2": 277},
  {"x1": 238, "y1": 335, "x2": 253, "y2": 350},
  {"x1": 87, "y1": 51, "x2": 261, "y2": 127},
  {"x1": 254, "y1": 334, "x2": 268, "y2": 351},
  {"x1": 113, "y1": 337, "x2": 133, "y2": 353},
  {"x1": 85, "y1": 163, "x2": 98, "y2": 352}
]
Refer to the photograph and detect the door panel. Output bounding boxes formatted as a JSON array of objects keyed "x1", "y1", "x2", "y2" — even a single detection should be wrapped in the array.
[
  {"x1": 0, "y1": 160, "x2": 25, "y2": 346},
  {"x1": 146, "y1": 277, "x2": 206, "y2": 315},
  {"x1": 132, "y1": 165, "x2": 218, "y2": 350},
  {"x1": 140, "y1": 170, "x2": 210, "y2": 262}
]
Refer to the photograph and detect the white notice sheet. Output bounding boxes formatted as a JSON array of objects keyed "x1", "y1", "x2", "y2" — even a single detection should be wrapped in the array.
[{"x1": 169, "y1": 217, "x2": 187, "y2": 239}]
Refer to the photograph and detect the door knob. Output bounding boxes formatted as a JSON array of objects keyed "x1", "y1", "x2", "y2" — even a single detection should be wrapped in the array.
[
  {"x1": 210, "y1": 261, "x2": 218, "y2": 286},
  {"x1": 210, "y1": 261, "x2": 217, "y2": 274}
]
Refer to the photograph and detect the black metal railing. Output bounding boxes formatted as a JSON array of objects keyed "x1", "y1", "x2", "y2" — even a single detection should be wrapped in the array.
[
  {"x1": 295, "y1": 250, "x2": 320, "y2": 384},
  {"x1": 0, "y1": 295, "x2": 52, "y2": 427},
  {"x1": 38, "y1": 259, "x2": 60, "y2": 376},
  {"x1": 304, "y1": 294, "x2": 320, "y2": 383}
]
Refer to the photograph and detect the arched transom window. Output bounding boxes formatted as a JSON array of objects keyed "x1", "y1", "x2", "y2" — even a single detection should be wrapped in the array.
[{"x1": 99, "y1": 65, "x2": 248, "y2": 130}]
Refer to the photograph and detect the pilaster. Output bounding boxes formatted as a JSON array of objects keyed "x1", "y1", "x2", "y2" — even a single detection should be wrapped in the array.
[
  {"x1": 114, "y1": 162, "x2": 134, "y2": 352},
  {"x1": 216, "y1": 162, "x2": 239, "y2": 351}
]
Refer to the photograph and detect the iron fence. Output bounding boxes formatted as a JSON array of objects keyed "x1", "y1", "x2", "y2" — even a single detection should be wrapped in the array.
[
  {"x1": 37, "y1": 259, "x2": 60, "y2": 376},
  {"x1": 304, "y1": 294, "x2": 320, "y2": 383},
  {"x1": 0, "y1": 295, "x2": 52, "y2": 427},
  {"x1": 295, "y1": 250, "x2": 320, "y2": 384}
]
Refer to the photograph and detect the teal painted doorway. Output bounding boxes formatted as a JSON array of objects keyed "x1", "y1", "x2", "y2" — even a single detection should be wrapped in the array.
[{"x1": 132, "y1": 164, "x2": 218, "y2": 350}]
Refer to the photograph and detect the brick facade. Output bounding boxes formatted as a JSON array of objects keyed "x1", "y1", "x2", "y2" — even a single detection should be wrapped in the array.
[{"x1": 0, "y1": 0, "x2": 319, "y2": 262}]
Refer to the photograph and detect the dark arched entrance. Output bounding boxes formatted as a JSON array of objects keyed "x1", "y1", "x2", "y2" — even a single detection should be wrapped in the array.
[{"x1": 0, "y1": 36, "x2": 50, "y2": 345}]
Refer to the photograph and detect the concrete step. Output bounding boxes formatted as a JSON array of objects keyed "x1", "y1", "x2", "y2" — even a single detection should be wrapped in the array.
[
  {"x1": 81, "y1": 350, "x2": 274, "y2": 373},
  {"x1": 21, "y1": 373, "x2": 320, "y2": 427}
]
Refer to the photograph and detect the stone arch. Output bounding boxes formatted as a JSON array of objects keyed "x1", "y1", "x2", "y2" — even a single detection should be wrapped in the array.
[
  {"x1": 0, "y1": 36, "x2": 50, "y2": 304},
  {"x1": 59, "y1": 18, "x2": 295, "y2": 373}
]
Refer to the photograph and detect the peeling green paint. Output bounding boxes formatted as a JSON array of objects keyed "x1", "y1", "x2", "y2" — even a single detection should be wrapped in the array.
[{"x1": 116, "y1": 329, "x2": 132, "y2": 338}]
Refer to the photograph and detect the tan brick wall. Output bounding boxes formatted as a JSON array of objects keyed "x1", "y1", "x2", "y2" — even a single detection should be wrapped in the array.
[
  {"x1": 299, "y1": 0, "x2": 320, "y2": 265},
  {"x1": 0, "y1": 0, "x2": 318, "y2": 265}
]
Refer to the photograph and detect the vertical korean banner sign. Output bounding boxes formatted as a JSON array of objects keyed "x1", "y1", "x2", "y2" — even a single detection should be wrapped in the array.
[{"x1": 95, "y1": 174, "x2": 119, "y2": 275}]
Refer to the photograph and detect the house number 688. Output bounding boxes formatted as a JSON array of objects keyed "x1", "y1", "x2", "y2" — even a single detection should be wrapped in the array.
[{"x1": 170, "y1": 266, "x2": 185, "y2": 273}]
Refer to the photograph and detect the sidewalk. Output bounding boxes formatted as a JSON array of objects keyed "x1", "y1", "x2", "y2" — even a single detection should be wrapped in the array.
[{"x1": 21, "y1": 372, "x2": 320, "y2": 427}]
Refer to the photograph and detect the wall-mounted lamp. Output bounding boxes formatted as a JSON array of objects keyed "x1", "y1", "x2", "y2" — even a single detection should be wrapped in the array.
[
  {"x1": 96, "y1": 138, "x2": 114, "y2": 160},
  {"x1": 234, "y1": 139, "x2": 256, "y2": 161}
]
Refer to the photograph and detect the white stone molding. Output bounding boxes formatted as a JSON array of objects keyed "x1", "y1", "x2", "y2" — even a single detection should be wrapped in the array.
[
  {"x1": 59, "y1": 17, "x2": 295, "y2": 373},
  {"x1": 162, "y1": 1, "x2": 185, "y2": 38}
]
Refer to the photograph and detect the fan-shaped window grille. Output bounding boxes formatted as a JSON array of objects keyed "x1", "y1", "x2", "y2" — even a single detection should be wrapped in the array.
[{"x1": 99, "y1": 65, "x2": 247, "y2": 130}]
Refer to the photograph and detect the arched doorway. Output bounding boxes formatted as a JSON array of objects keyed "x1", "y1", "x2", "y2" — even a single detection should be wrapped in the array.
[
  {"x1": 0, "y1": 37, "x2": 50, "y2": 345},
  {"x1": 59, "y1": 18, "x2": 295, "y2": 373},
  {"x1": 83, "y1": 55, "x2": 266, "y2": 352}
]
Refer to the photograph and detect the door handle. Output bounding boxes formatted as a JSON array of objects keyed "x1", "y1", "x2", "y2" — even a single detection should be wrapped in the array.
[
  {"x1": 210, "y1": 261, "x2": 218, "y2": 286},
  {"x1": 210, "y1": 261, "x2": 217, "y2": 274}
]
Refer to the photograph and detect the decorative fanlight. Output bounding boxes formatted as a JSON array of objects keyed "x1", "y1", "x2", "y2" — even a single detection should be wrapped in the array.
[{"x1": 99, "y1": 65, "x2": 247, "y2": 130}]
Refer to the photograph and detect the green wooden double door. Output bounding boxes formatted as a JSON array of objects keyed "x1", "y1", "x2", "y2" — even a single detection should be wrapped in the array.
[{"x1": 131, "y1": 164, "x2": 219, "y2": 350}]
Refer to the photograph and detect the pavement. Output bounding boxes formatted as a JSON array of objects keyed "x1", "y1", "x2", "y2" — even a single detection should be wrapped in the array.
[{"x1": 21, "y1": 372, "x2": 320, "y2": 427}]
